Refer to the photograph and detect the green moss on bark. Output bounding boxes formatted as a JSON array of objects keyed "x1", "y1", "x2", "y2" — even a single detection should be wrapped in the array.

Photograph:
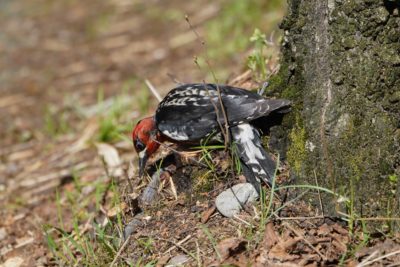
[{"x1": 286, "y1": 116, "x2": 306, "y2": 175}]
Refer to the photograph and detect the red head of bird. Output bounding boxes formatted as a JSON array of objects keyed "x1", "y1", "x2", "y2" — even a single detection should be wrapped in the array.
[{"x1": 132, "y1": 117, "x2": 161, "y2": 177}]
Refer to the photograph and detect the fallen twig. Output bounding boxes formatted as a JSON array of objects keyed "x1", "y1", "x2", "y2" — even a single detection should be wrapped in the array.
[
  {"x1": 161, "y1": 235, "x2": 195, "y2": 258},
  {"x1": 276, "y1": 215, "x2": 325, "y2": 221},
  {"x1": 358, "y1": 249, "x2": 400, "y2": 267},
  {"x1": 168, "y1": 175, "x2": 178, "y2": 200},
  {"x1": 233, "y1": 214, "x2": 253, "y2": 228},
  {"x1": 110, "y1": 235, "x2": 131, "y2": 267},
  {"x1": 283, "y1": 222, "x2": 326, "y2": 261}
]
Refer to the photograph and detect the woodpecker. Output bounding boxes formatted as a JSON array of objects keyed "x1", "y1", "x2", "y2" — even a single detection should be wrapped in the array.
[{"x1": 132, "y1": 83, "x2": 291, "y2": 191}]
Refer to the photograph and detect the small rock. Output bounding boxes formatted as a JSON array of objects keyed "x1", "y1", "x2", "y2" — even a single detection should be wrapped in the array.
[
  {"x1": 1, "y1": 257, "x2": 24, "y2": 267},
  {"x1": 167, "y1": 254, "x2": 190, "y2": 266},
  {"x1": 215, "y1": 183, "x2": 258, "y2": 218},
  {"x1": 123, "y1": 214, "x2": 144, "y2": 240},
  {"x1": 0, "y1": 228, "x2": 7, "y2": 241}
]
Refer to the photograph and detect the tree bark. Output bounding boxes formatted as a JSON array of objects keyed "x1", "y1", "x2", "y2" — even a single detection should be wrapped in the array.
[{"x1": 269, "y1": 0, "x2": 400, "y2": 222}]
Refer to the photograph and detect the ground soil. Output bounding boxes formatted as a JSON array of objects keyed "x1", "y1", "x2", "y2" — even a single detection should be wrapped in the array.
[
  {"x1": 1, "y1": 1, "x2": 226, "y2": 265},
  {"x1": 1, "y1": 1, "x2": 400, "y2": 266}
]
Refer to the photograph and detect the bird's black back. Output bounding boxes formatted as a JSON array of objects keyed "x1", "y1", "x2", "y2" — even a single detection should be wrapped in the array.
[{"x1": 155, "y1": 83, "x2": 290, "y2": 141}]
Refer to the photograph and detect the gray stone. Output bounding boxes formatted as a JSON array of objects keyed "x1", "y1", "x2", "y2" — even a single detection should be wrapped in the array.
[
  {"x1": 123, "y1": 213, "x2": 144, "y2": 240},
  {"x1": 167, "y1": 254, "x2": 190, "y2": 266},
  {"x1": 215, "y1": 183, "x2": 259, "y2": 218}
]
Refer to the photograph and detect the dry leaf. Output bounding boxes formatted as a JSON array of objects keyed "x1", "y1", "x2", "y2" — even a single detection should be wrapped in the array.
[
  {"x1": 155, "y1": 255, "x2": 170, "y2": 267},
  {"x1": 107, "y1": 202, "x2": 127, "y2": 218},
  {"x1": 268, "y1": 237, "x2": 302, "y2": 261},
  {"x1": 201, "y1": 205, "x2": 216, "y2": 224},
  {"x1": 263, "y1": 222, "x2": 280, "y2": 250},
  {"x1": 96, "y1": 143, "x2": 123, "y2": 177},
  {"x1": 217, "y1": 237, "x2": 247, "y2": 261}
]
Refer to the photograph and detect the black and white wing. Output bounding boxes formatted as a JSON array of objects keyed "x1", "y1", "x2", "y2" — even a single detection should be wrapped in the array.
[
  {"x1": 154, "y1": 84, "x2": 218, "y2": 141},
  {"x1": 218, "y1": 85, "x2": 291, "y2": 124},
  {"x1": 154, "y1": 83, "x2": 290, "y2": 141},
  {"x1": 231, "y1": 123, "x2": 276, "y2": 190}
]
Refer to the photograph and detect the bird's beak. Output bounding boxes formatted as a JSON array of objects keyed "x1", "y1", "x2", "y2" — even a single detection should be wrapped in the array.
[{"x1": 138, "y1": 148, "x2": 148, "y2": 178}]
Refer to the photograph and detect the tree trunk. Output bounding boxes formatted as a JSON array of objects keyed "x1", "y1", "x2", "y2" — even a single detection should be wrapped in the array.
[{"x1": 269, "y1": 0, "x2": 400, "y2": 223}]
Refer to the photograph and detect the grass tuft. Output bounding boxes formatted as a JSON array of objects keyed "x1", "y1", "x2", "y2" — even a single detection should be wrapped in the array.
[{"x1": 44, "y1": 173, "x2": 128, "y2": 266}]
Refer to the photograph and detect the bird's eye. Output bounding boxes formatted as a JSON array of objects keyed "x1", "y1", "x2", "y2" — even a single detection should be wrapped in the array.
[{"x1": 135, "y1": 139, "x2": 146, "y2": 151}]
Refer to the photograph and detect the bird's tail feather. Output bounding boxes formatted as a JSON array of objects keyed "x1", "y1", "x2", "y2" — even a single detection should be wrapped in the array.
[{"x1": 231, "y1": 123, "x2": 276, "y2": 192}]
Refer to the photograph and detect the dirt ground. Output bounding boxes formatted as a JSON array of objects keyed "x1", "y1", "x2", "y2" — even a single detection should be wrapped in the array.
[
  {"x1": 1, "y1": 1, "x2": 400, "y2": 266},
  {"x1": 0, "y1": 0, "x2": 265, "y2": 265},
  {"x1": 0, "y1": 0, "x2": 227, "y2": 264}
]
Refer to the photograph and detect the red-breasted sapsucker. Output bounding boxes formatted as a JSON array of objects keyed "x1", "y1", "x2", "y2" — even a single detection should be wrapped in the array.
[{"x1": 132, "y1": 83, "x2": 291, "y2": 191}]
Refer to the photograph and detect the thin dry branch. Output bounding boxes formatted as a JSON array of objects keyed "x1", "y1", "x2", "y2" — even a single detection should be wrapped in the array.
[
  {"x1": 110, "y1": 235, "x2": 131, "y2": 267},
  {"x1": 185, "y1": 15, "x2": 230, "y2": 149},
  {"x1": 145, "y1": 79, "x2": 162, "y2": 102},
  {"x1": 283, "y1": 222, "x2": 326, "y2": 261},
  {"x1": 158, "y1": 236, "x2": 197, "y2": 263},
  {"x1": 358, "y1": 249, "x2": 400, "y2": 267}
]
